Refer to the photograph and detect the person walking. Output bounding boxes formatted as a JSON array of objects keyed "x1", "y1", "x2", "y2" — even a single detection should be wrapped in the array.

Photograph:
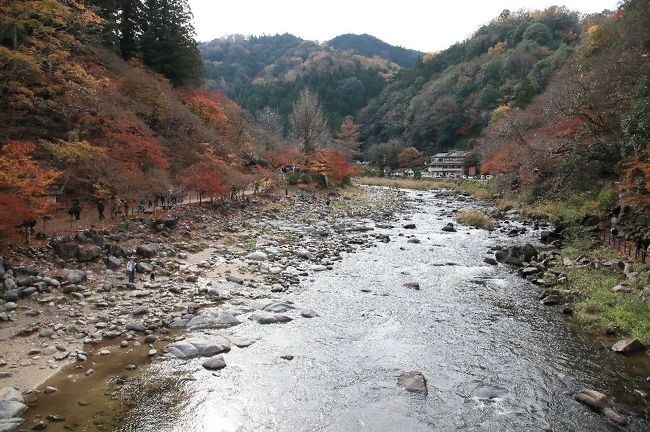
[
  {"x1": 126, "y1": 258, "x2": 136, "y2": 283},
  {"x1": 69, "y1": 201, "x2": 81, "y2": 221},
  {"x1": 97, "y1": 201, "x2": 105, "y2": 221}
]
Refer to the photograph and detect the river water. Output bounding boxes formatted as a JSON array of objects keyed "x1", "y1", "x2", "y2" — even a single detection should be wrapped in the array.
[{"x1": 25, "y1": 189, "x2": 650, "y2": 431}]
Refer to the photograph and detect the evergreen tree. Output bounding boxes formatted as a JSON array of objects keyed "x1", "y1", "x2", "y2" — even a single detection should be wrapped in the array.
[
  {"x1": 119, "y1": 0, "x2": 142, "y2": 60},
  {"x1": 141, "y1": 0, "x2": 203, "y2": 86}
]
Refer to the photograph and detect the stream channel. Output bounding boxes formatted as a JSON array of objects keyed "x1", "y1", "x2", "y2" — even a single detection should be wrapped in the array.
[{"x1": 23, "y1": 188, "x2": 650, "y2": 431}]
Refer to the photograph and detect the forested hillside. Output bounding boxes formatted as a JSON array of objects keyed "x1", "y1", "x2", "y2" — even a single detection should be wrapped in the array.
[
  {"x1": 0, "y1": 1, "x2": 359, "y2": 239},
  {"x1": 478, "y1": 0, "x2": 650, "y2": 211},
  {"x1": 201, "y1": 33, "x2": 401, "y2": 128},
  {"x1": 360, "y1": 7, "x2": 582, "y2": 161}
]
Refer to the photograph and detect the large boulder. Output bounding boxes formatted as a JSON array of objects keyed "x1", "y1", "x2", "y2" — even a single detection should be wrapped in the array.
[
  {"x1": 136, "y1": 244, "x2": 159, "y2": 258},
  {"x1": 495, "y1": 244, "x2": 537, "y2": 267},
  {"x1": 52, "y1": 242, "x2": 79, "y2": 260},
  {"x1": 107, "y1": 244, "x2": 127, "y2": 258},
  {"x1": 77, "y1": 245, "x2": 102, "y2": 262},
  {"x1": 107, "y1": 255, "x2": 121, "y2": 270},
  {"x1": 185, "y1": 310, "x2": 240, "y2": 330},
  {"x1": 0, "y1": 399, "x2": 27, "y2": 420},
  {"x1": 2, "y1": 289, "x2": 20, "y2": 302},
  {"x1": 136, "y1": 262, "x2": 153, "y2": 273},
  {"x1": 64, "y1": 270, "x2": 87, "y2": 284}
]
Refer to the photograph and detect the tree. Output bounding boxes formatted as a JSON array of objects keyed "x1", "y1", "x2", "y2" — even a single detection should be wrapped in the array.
[
  {"x1": 306, "y1": 149, "x2": 359, "y2": 185},
  {"x1": 289, "y1": 88, "x2": 330, "y2": 153},
  {"x1": 141, "y1": 0, "x2": 203, "y2": 86},
  {"x1": 334, "y1": 116, "x2": 361, "y2": 158},
  {"x1": 179, "y1": 156, "x2": 227, "y2": 202},
  {"x1": 0, "y1": 142, "x2": 60, "y2": 218},
  {"x1": 253, "y1": 106, "x2": 286, "y2": 152},
  {"x1": 523, "y1": 22, "x2": 553, "y2": 45},
  {"x1": 397, "y1": 147, "x2": 423, "y2": 168}
]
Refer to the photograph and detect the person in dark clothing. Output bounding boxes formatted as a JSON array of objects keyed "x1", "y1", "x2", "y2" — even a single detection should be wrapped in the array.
[
  {"x1": 97, "y1": 201, "x2": 105, "y2": 221},
  {"x1": 69, "y1": 201, "x2": 81, "y2": 221}
]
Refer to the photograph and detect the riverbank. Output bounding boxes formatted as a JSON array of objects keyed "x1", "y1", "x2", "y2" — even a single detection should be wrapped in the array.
[{"x1": 0, "y1": 186, "x2": 412, "y2": 430}]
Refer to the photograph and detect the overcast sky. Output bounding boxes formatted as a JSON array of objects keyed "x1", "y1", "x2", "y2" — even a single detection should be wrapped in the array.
[{"x1": 188, "y1": 0, "x2": 617, "y2": 52}]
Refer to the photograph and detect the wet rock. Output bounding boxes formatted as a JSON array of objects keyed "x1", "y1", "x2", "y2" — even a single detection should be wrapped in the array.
[
  {"x1": 186, "y1": 310, "x2": 240, "y2": 330},
  {"x1": 32, "y1": 421, "x2": 47, "y2": 430},
  {"x1": 148, "y1": 349, "x2": 157, "y2": 356},
  {"x1": 0, "y1": 400, "x2": 27, "y2": 421},
  {"x1": 540, "y1": 229, "x2": 562, "y2": 244},
  {"x1": 43, "y1": 386, "x2": 57, "y2": 394},
  {"x1": 441, "y1": 223, "x2": 456, "y2": 232},
  {"x1": 144, "y1": 335, "x2": 157, "y2": 344},
  {"x1": 280, "y1": 355, "x2": 294, "y2": 360},
  {"x1": 403, "y1": 224, "x2": 416, "y2": 229},
  {"x1": 403, "y1": 282, "x2": 420, "y2": 290},
  {"x1": 541, "y1": 295, "x2": 563, "y2": 306},
  {"x1": 612, "y1": 338, "x2": 646, "y2": 355},
  {"x1": 575, "y1": 389, "x2": 626, "y2": 425},
  {"x1": 300, "y1": 309, "x2": 319, "y2": 318},
  {"x1": 398, "y1": 371, "x2": 427, "y2": 395},
  {"x1": 202, "y1": 355, "x2": 226, "y2": 370},
  {"x1": 77, "y1": 245, "x2": 102, "y2": 262},
  {"x1": 45, "y1": 415, "x2": 64, "y2": 422},
  {"x1": 166, "y1": 337, "x2": 230, "y2": 359},
  {"x1": 484, "y1": 257, "x2": 498, "y2": 265}
]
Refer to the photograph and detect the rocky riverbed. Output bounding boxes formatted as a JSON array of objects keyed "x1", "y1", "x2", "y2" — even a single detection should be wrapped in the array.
[{"x1": 1, "y1": 186, "x2": 649, "y2": 431}]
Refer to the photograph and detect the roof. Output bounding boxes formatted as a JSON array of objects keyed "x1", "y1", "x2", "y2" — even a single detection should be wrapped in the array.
[{"x1": 431, "y1": 150, "x2": 469, "y2": 158}]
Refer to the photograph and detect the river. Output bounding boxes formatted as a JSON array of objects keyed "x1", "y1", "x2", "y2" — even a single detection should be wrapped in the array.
[{"x1": 23, "y1": 189, "x2": 650, "y2": 431}]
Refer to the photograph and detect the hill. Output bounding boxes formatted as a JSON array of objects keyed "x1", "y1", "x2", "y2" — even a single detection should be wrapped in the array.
[
  {"x1": 328, "y1": 33, "x2": 422, "y2": 68},
  {"x1": 200, "y1": 33, "x2": 403, "y2": 127}
]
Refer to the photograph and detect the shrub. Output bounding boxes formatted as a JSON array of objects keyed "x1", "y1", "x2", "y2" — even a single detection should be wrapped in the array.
[
  {"x1": 456, "y1": 210, "x2": 496, "y2": 230},
  {"x1": 285, "y1": 172, "x2": 300, "y2": 185},
  {"x1": 299, "y1": 173, "x2": 312, "y2": 184}
]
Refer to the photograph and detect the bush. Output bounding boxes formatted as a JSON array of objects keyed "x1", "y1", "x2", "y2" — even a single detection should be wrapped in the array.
[
  {"x1": 456, "y1": 210, "x2": 496, "y2": 230},
  {"x1": 299, "y1": 173, "x2": 312, "y2": 184},
  {"x1": 285, "y1": 172, "x2": 300, "y2": 185}
]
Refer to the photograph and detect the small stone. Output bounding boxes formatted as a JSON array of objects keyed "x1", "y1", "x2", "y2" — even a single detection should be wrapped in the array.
[
  {"x1": 43, "y1": 386, "x2": 58, "y2": 394},
  {"x1": 202, "y1": 355, "x2": 226, "y2": 370},
  {"x1": 120, "y1": 341, "x2": 129, "y2": 348},
  {"x1": 85, "y1": 368, "x2": 95, "y2": 376},
  {"x1": 300, "y1": 309, "x2": 319, "y2": 318},
  {"x1": 46, "y1": 415, "x2": 65, "y2": 422},
  {"x1": 403, "y1": 282, "x2": 420, "y2": 290},
  {"x1": 280, "y1": 355, "x2": 294, "y2": 360},
  {"x1": 99, "y1": 349, "x2": 110, "y2": 356},
  {"x1": 398, "y1": 371, "x2": 427, "y2": 395},
  {"x1": 78, "y1": 400, "x2": 91, "y2": 406},
  {"x1": 143, "y1": 335, "x2": 157, "y2": 344},
  {"x1": 124, "y1": 364, "x2": 137, "y2": 370},
  {"x1": 32, "y1": 421, "x2": 47, "y2": 430},
  {"x1": 148, "y1": 349, "x2": 157, "y2": 356}
]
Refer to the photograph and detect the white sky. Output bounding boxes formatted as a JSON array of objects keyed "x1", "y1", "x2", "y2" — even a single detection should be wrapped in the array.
[{"x1": 188, "y1": 0, "x2": 618, "y2": 52}]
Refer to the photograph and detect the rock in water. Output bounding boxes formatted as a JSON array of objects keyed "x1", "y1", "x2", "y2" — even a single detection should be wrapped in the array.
[
  {"x1": 575, "y1": 389, "x2": 627, "y2": 425},
  {"x1": 300, "y1": 309, "x2": 319, "y2": 318},
  {"x1": 403, "y1": 282, "x2": 420, "y2": 290},
  {"x1": 611, "y1": 338, "x2": 646, "y2": 355},
  {"x1": 202, "y1": 355, "x2": 226, "y2": 370},
  {"x1": 403, "y1": 224, "x2": 416, "y2": 229},
  {"x1": 398, "y1": 371, "x2": 427, "y2": 395},
  {"x1": 441, "y1": 223, "x2": 456, "y2": 232}
]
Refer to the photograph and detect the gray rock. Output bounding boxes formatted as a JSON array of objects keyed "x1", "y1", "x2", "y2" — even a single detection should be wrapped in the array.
[
  {"x1": 136, "y1": 244, "x2": 159, "y2": 258},
  {"x1": 0, "y1": 388, "x2": 22, "y2": 402},
  {"x1": 403, "y1": 282, "x2": 420, "y2": 290},
  {"x1": 2, "y1": 279, "x2": 16, "y2": 292},
  {"x1": 263, "y1": 303, "x2": 295, "y2": 313},
  {"x1": 297, "y1": 249, "x2": 315, "y2": 260},
  {"x1": 612, "y1": 338, "x2": 646, "y2": 355},
  {"x1": 107, "y1": 255, "x2": 121, "y2": 270},
  {"x1": 187, "y1": 310, "x2": 240, "y2": 330},
  {"x1": 132, "y1": 306, "x2": 148, "y2": 316},
  {"x1": 225, "y1": 275, "x2": 243, "y2": 285},
  {"x1": 441, "y1": 223, "x2": 456, "y2": 232},
  {"x1": 202, "y1": 355, "x2": 226, "y2": 370},
  {"x1": 166, "y1": 337, "x2": 230, "y2": 359},
  {"x1": 53, "y1": 242, "x2": 79, "y2": 260},
  {"x1": 77, "y1": 245, "x2": 102, "y2": 262},
  {"x1": 64, "y1": 270, "x2": 87, "y2": 284},
  {"x1": 125, "y1": 322, "x2": 146, "y2": 332},
  {"x1": 0, "y1": 418, "x2": 22, "y2": 431},
  {"x1": 249, "y1": 313, "x2": 293, "y2": 324},
  {"x1": 300, "y1": 309, "x2": 319, "y2": 318},
  {"x1": 136, "y1": 262, "x2": 153, "y2": 273},
  {"x1": 2, "y1": 290, "x2": 20, "y2": 302},
  {"x1": 484, "y1": 257, "x2": 498, "y2": 265},
  {"x1": 246, "y1": 251, "x2": 267, "y2": 261},
  {"x1": 398, "y1": 371, "x2": 427, "y2": 395},
  {"x1": 0, "y1": 399, "x2": 27, "y2": 419},
  {"x1": 403, "y1": 224, "x2": 416, "y2": 229}
]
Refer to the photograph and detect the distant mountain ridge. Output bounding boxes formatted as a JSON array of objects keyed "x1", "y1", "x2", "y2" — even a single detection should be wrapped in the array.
[{"x1": 327, "y1": 33, "x2": 422, "y2": 68}]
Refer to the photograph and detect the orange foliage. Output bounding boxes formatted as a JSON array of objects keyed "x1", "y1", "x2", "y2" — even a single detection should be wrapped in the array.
[
  {"x1": 179, "y1": 155, "x2": 228, "y2": 199},
  {"x1": 0, "y1": 192, "x2": 33, "y2": 240},
  {"x1": 0, "y1": 141, "x2": 60, "y2": 215},
  {"x1": 622, "y1": 155, "x2": 650, "y2": 208},
  {"x1": 481, "y1": 141, "x2": 522, "y2": 174},
  {"x1": 306, "y1": 149, "x2": 360, "y2": 184}
]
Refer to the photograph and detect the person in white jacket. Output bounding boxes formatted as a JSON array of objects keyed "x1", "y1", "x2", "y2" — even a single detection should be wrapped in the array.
[{"x1": 126, "y1": 258, "x2": 136, "y2": 283}]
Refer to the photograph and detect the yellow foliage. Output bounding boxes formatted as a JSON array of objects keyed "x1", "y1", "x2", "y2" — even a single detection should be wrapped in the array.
[
  {"x1": 490, "y1": 104, "x2": 512, "y2": 123},
  {"x1": 46, "y1": 139, "x2": 107, "y2": 164}
]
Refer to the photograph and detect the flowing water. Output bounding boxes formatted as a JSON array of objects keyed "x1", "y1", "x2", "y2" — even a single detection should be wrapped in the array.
[{"x1": 25, "y1": 190, "x2": 650, "y2": 431}]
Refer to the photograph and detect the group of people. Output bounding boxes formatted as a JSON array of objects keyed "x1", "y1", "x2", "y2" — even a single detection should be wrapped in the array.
[{"x1": 67, "y1": 194, "x2": 185, "y2": 224}]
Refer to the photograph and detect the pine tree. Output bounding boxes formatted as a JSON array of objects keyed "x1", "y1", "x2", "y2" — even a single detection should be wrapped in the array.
[
  {"x1": 141, "y1": 0, "x2": 203, "y2": 86},
  {"x1": 119, "y1": 0, "x2": 143, "y2": 60}
]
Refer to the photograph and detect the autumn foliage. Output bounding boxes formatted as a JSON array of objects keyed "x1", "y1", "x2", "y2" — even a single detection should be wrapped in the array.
[{"x1": 306, "y1": 149, "x2": 360, "y2": 184}]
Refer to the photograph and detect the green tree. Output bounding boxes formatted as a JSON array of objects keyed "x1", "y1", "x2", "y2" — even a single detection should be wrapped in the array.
[
  {"x1": 523, "y1": 22, "x2": 552, "y2": 46},
  {"x1": 141, "y1": 0, "x2": 203, "y2": 86}
]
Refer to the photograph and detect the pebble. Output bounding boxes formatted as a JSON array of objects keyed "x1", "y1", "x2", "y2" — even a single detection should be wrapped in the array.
[{"x1": 43, "y1": 386, "x2": 58, "y2": 394}]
